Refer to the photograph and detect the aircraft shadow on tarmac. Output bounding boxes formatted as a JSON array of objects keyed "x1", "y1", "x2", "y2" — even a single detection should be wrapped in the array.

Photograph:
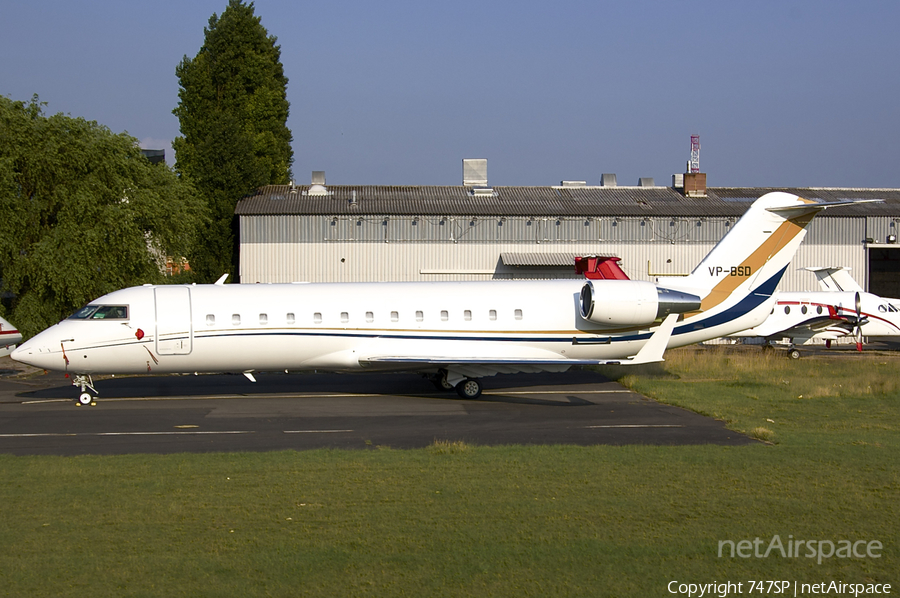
[{"x1": 16, "y1": 369, "x2": 621, "y2": 407}]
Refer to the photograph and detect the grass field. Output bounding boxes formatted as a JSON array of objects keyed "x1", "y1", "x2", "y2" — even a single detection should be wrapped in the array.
[{"x1": 0, "y1": 347, "x2": 897, "y2": 597}]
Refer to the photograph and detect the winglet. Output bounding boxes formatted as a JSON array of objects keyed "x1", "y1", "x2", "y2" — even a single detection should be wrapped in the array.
[{"x1": 602, "y1": 313, "x2": 679, "y2": 366}]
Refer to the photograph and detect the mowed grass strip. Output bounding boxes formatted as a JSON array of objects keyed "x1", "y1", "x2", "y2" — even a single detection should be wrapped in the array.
[{"x1": 0, "y1": 348, "x2": 897, "y2": 597}]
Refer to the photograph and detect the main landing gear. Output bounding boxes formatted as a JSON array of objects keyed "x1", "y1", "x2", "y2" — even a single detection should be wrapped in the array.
[
  {"x1": 761, "y1": 342, "x2": 802, "y2": 360},
  {"x1": 73, "y1": 374, "x2": 97, "y2": 406},
  {"x1": 431, "y1": 370, "x2": 483, "y2": 400},
  {"x1": 455, "y1": 378, "x2": 483, "y2": 400}
]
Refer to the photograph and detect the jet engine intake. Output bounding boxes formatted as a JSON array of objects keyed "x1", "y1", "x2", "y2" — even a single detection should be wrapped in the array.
[{"x1": 580, "y1": 280, "x2": 702, "y2": 327}]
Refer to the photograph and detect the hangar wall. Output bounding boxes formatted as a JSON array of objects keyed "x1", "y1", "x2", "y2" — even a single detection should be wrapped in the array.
[
  {"x1": 240, "y1": 214, "x2": 869, "y2": 291},
  {"x1": 237, "y1": 183, "x2": 900, "y2": 293}
]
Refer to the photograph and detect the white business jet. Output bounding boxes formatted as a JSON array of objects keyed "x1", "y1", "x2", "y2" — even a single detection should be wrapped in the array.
[
  {"x1": 731, "y1": 267, "x2": 900, "y2": 357},
  {"x1": 12, "y1": 192, "x2": 856, "y2": 405},
  {"x1": 0, "y1": 316, "x2": 22, "y2": 358}
]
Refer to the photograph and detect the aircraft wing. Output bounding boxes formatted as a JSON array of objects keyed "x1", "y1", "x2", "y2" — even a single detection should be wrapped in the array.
[
  {"x1": 769, "y1": 319, "x2": 853, "y2": 339},
  {"x1": 360, "y1": 314, "x2": 680, "y2": 380}
]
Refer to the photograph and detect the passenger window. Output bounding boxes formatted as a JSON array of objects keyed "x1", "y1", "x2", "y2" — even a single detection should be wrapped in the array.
[
  {"x1": 232, "y1": 314, "x2": 241, "y2": 325},
  {"x1": 314, "y1": 312, "x2": 322, "y2": 324},
  {"x1": 784, "y1": 306, "x2": 790, "y2": 315},
  {"x1": 464, "y1": 310, "x2": 472, "y2": 321},
  {"x1": 879, "y1": 305, "x2": 887, "y2": 313},
  {"x1": 489, "y1": 309, "x2": 497, "y2": 321},
  {"x1": 286, "y1": 313, "x2": 295, "y2": 325},
  {"x1": 416, "y1": 310, "x2": 424, "y2": 322},
  {"x1": 391, "y1": 311, "x2": 399, "y2": 322},
  {"x1": 206, "y1": 314, "x2": 215, "y2": 326},
  {"x1": 366, "y1": 311, "x2": 374, "y2": 323},
  {"x1": 515, "y1": 309, "x2": 523, "y2": 320},
  {"x1": 259, "y1": 313, "x2": 268, "y2": 325},
  {"x1": 800, "y1": 306, "x2": 807, "y2": 315},
  {"x1": 441, "y1": 310, "x2": 449, "y2": 321},
  {"x1": 816, "y1": 306, "x2": 823, "y2": 315}
]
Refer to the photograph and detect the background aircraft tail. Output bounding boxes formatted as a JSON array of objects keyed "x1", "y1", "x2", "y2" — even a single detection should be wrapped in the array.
[{"x1": 803, "y1": 266, "x2": 864, "y2": 293}]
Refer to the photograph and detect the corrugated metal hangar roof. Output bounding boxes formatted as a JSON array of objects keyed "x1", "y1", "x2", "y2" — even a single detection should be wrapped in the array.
[
  {"x1": 500, "y1": 253, "x2": 580, "y2": 267},
  {"x1": 236, "y1": 185, "x2": 900, "y2": 218}
]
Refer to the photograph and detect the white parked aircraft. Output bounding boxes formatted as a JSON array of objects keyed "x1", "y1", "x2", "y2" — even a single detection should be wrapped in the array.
[
  {"x1": 0, "y1": 316, "x2": 22, "y2": 358},
  {"x1": 731, "y1": 268, "x2": 900, "y2": 357},
  {"x1": 11, "y1": 192, "x2": 859, "y2": 405}
]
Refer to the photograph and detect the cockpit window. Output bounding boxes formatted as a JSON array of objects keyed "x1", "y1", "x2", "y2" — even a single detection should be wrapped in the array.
[{"x1": 69, "y1": 305, "x2": 129, "y2": 320}]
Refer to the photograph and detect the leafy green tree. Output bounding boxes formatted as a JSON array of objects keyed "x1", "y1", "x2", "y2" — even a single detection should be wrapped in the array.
[
  {"x1": 0, "y1": 95, "x2": 207, "y2": 337},
  {"x1": 173, "y1": 0, "x2": 292, "y2": 282}
]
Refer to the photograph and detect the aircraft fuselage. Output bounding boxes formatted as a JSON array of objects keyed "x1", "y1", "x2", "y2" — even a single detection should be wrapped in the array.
[{"x1": 12, "y1": 279, "x2": 771, "y2": 376}]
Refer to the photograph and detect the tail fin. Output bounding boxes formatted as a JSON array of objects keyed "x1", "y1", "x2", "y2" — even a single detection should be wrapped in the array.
[
  {"x1": 659, "y1": 192, "x2": 833, "y2": 311},
  {"x1": 0, "y1": 316, "x2": 22, "y2": 358},
  {"x1": 803, "y1": 266, "x2": 864, "y2": 293}
]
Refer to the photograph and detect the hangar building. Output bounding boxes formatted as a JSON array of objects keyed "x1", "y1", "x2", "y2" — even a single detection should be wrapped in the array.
[{"x1": 236, "y1": 160, "x2": 900, "y2": 296}]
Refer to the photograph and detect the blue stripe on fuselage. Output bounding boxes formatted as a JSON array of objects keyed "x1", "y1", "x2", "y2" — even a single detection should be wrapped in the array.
[{"x1": 670, "y1": 264, "x2": 786, "y2": 339}]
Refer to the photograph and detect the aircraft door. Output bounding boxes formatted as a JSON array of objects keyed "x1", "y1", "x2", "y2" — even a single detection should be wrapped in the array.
[{"x1": 155, "y1": 286, "x2": 193, "y2": 355}]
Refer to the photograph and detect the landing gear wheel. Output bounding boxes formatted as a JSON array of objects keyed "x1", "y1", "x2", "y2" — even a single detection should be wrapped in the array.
[
  {"x1": 788, "y1": 348, "x2": 801, "y2": 360},
  {"x1": 435, "y1": 369, "x2": 454, "y2": 391},
  {"x1": 455, "y1": 378, "x2": 483, "y2": 400},
  {"x1": 72, "y1": 374, "x2": 98, "y2": 406}
]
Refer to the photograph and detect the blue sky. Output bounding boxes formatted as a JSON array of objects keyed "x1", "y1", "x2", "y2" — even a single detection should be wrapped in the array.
[{"x1": 2, "y1": 0, "x2": 898, "y2": 187}]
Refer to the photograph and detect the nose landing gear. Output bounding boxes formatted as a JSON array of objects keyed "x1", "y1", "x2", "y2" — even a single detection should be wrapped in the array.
[{"x1": 73, "y1": 374, "x2": 97, "y2": 406}]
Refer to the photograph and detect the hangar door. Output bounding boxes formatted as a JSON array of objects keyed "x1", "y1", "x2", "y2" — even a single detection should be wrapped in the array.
[
  {"x1": 868, "y1": 247, "x2": 900, "y2": 298},
  {"x1": 155, "y1": 286, "x2": 193, "y2": 355}
]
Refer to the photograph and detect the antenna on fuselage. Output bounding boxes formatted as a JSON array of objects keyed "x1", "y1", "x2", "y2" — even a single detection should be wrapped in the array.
[{"x1": 214, "y1": 273, "x2": 229, "y2": 285}]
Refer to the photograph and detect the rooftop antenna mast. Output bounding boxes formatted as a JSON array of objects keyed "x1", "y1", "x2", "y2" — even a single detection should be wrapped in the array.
[{"x1": 690, "y1": 134, "x2": 701, "y2": 173}]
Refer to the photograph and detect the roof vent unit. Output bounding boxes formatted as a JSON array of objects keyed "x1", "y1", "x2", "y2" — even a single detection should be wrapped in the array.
[
  {"x1": 638, "y1": 177, "x2": 655, "y2": 187},
  {"x1": 463, "y1": 159, "x2": 488, "y2": 187},
  {"x1": 472, "y1": 187, "x2": 495, "y2": 197},
  {"x1": 672, "y1": 173, "x2": 684, "y2": 189},
  {"x1": 601, "y1": 173, "x2": 617, "y2": 187},
  {"x1": 561, "y1": 181, "x2": 587, "y2": 187},
  {"x1": 308, "y1": 171, "x2": 329, "y2": 196}
]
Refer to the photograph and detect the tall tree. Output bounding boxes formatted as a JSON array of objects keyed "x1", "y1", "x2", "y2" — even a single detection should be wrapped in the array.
[
  {"x1": 0, "y1": 95, "x2": 207, "y2": 337},
  {"x1": 173, "y1": 0, "x2": 293, "y2": 282}
]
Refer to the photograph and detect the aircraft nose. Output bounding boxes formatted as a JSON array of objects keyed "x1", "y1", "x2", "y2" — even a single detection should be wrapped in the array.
[
  {"x1": 10, "y1": 339, "x2": 56, "y2": 370},
  {"x1": 10, "y1": 341, "x2": 34, "y2": 364}
]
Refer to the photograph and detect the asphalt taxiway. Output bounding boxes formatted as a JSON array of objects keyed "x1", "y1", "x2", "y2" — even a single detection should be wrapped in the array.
[{"x1": 0, "y1": 359, "x2": 753, "y2": 455}]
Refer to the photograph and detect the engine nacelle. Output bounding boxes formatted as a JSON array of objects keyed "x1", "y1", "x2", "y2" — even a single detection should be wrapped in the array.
[{"x1": 580, "y1": 280, "x2": 702, "y2": 327}]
